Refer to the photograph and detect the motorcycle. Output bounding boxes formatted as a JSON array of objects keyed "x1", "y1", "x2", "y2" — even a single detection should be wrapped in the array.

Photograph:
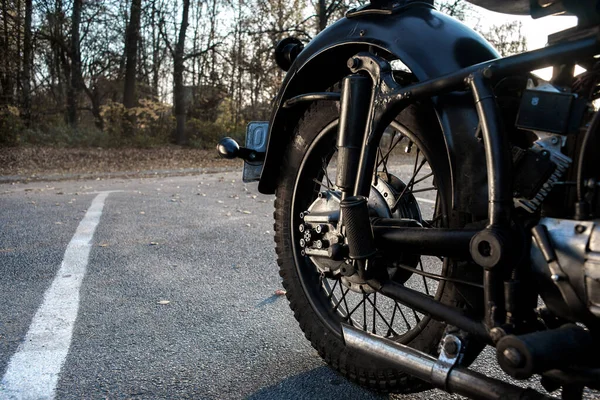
[{"x1": 217, "y1": 0, "x2": 600, "y2": 398}]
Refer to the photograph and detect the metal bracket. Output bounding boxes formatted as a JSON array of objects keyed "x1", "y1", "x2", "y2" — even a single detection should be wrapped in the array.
[{"x1": 430, "y1": 335, "x2": 462, "y2": 390}]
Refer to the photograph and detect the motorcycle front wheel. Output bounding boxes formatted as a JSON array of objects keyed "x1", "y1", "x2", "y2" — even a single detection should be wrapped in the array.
[{"x1": 274, "y1": 100, "x2": 479, "y2": 392}]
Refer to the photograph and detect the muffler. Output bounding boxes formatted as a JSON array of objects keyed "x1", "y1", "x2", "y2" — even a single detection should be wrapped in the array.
[{"x1": 342, "y1": 325, "x2": 554, "y2": 400}]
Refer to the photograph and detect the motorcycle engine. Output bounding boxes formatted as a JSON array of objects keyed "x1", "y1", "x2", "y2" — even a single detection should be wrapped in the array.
[
  {"x1": 531, "y1": 218, "x2": 600, "y2": 321},
  {"x1": 516, "y1": 69, "x2": 600, "y2": 324}
]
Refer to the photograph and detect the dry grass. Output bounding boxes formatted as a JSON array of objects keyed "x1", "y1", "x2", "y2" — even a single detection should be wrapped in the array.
[{"x1": 0, "y1": 146, "x2": 241, "y2": 181}]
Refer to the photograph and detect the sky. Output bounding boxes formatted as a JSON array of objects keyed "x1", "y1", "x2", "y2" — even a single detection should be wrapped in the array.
[{"x1": 465, "y1": 4, "x2": 579, "y2": 78}]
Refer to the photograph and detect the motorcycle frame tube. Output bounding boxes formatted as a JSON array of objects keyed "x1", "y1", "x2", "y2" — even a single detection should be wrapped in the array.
[
  {"x1": 372, "y1": 223, "x2": 477, "y2": 259},
  {"x1": 378, "y1": 281, "x2": 489, "y2": 340}
]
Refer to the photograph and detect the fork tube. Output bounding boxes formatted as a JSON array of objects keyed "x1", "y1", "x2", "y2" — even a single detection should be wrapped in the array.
[{"x1": 336, "y1": 75, "x2": 373, "y2": 199}]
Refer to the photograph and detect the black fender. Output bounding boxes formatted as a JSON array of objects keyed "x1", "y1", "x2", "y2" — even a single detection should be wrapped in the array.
[{"x1": 258, "y1": 3, "x2": 499, "y2": 217}]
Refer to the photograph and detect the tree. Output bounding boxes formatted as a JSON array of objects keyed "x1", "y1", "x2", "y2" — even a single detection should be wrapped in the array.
[
  {"x1": 21, "y1": 0, "x2": 32, "y2": 125},
  {"x1": 435, "y1": 0, "x2": 472, "y2": 21},
  {"x1": 482, "y1": 21, "x2": 527, "y2": 57},
  {"x1": 123, "y1": 0, "x2": 142, "y2": 110},
  {"x1": 172, "y1": 0, "x2": 190, "y2": 145},
  {"x1": 66, "y1": 0, "x2": 82, "y2": 126}
]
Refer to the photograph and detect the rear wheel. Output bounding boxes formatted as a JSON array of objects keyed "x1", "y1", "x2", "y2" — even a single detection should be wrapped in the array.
[{"x1": 274, "y1": 100, "x2": 477, "y2": 392}]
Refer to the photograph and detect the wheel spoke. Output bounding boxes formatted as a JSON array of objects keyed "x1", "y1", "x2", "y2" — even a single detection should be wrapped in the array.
[
  {"x1": 386, "y1": 300, "x2": 399, "y2": 337},
  {"x1": 412, "y1": 171, "x2": 434, "y2": 186},
  {"x1": 313, "y1": 177, "x2": 334, "y2": 191},
  {"x1": 345, "y1": 292, "x2": 367, "y2": 319},
  {"x1": 332, "y1": 287, "x2": 350, "y2": 313},
  {"x1": 392, "y1": 157, "x2": 427, "y2": 209},
  {"x1": 372, "y1": 292, "x2": 377, "y2": 335},
  {"x1": 419, "y1": 258, "x2": 430, "y2": 296},
  {"x1": 326, "y1": 279, "x2": 339, "y2": 301},
  {"x1": 377, "y1": 131, "x2": 404, "y2": 169},
  {"x1": 365, "y1": 294, "x2": 398, "y2": 335},
  {"x1": 321, "y1": 157, "x2": 334, "y2": 189},
  {"x1": 396, "y1": 301, "x2": 412, "y2": 331},
  {"x1": 363, "y1": 293, "x2": 367, "y2": 331},
  {"x1": 410, "y1": 186, "x2": 437, "y2": 194},
  {"x1": 340, "y1": 282, "x2": 353, "y2": 324}
]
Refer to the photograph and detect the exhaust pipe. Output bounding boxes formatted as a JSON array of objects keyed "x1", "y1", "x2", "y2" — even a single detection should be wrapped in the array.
[{"x1": 342, "y1": 325, "x2": 554, "y2": 400}]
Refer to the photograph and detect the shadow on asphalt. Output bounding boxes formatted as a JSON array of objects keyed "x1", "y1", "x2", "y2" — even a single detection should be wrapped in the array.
[{"x1": 246, "y1": 366, "x2": 388, "y2": 400}]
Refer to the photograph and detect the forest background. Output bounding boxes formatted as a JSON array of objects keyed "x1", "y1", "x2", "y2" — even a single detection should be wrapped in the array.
[{"x1": 0, "y1": 0, "x2": 527, "y2": 150}]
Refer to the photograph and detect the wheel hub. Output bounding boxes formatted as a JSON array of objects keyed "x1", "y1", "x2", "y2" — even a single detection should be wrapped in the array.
[{"x1": 299, "y1": 173, "x2": 423, "y2": 293}]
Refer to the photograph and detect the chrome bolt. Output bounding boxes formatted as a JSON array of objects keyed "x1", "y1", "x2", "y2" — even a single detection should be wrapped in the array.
[
  {"x1": 551, "y1": 136, "x2": 559, "y2": 145},
  {"x1": 347, "y1": 57, "x2": 361, "y2": 70},
  {"x1": 489, "y1": 327, "x2": 505, "y2": 343},
  {"x1": 444, "y1": 340, "x2": 458, "y2": 356},
  {"x1": 299, "y1": 224, "x2": 305, "y2": 233},
  {"x1": 299, "y1": 239, "x2": 306, "y2": 248},
  {"x1": 575, "y1": 225, "x2": 586, "y2": 234},
  {"x1": 551, "y1": 274, "x2": 563, "y2": 282},
  {"x1": 315, "y1": 240, "x2": 323, "y2": 249}
]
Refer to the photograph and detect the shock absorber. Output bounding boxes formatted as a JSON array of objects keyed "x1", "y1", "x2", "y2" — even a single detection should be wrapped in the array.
[{"x1": 336, "y1": 74, "x2": 372, "y2": 199}]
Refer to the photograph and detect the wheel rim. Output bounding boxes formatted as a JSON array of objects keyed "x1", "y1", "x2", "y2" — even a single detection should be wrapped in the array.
[{"x1": 290, "y1": 119, "x2": 449, "y2": 343}]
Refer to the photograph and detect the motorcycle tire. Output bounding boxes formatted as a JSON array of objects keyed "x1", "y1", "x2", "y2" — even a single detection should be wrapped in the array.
[{"x1": 274, "y1": 100, "x2": 480, "y2": 393}]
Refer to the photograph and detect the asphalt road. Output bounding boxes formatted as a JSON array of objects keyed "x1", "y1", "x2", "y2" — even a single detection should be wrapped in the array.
[{"x1": 0, "y1": 170, "x2": 595, "y2": 399}]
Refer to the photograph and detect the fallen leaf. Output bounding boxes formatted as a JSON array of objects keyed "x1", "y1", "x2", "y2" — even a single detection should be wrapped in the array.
[
  {"x1": 150, "y1": 242, "x2": 159, "y2": 246},
  {"x1": 246, "y1": 223, "x2": 251, "y2": 227},
  {"x1": 217, "y1": 200, "x2": 224, "y2": 204},
  {"x1": 275, "y1": 289, "x2": 287, "y2": 296},
  {"x1": 242, "y1": 210, "x2": 251, "y2": 214},
  {"x1": 251, "y1": 195, "x2": 257, "y2": 199},
  {"x1": 226, "y1": 212, "x2": 231, "y2": 216},
  {"x1": 99, "y1": 243, "x2": 109, "y2": 247},
  {"x1": 157, "y1": 300, "x2": 170, "y2": 305},
  {"x1": 55, "y1": 222, "x2": 63, "y2": 225},
  {"x1": 170, "y1": 199, "x2": 177, "y2": 202},
  {"x1": 140, "y1": 211, "x2": 145, "y2": 214}
]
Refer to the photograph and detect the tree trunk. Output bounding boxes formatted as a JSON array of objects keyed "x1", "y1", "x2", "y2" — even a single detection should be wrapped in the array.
[
  {"x1": 317, "y1": 0, "x2": 327, "y2": 33},
  {"x1": 173, "y1": 0, "x2": 190, "y2": 145},
  {"x1": 123, "y1": 0, "x2": 142, "y2": 109},
  {"x1": 21, "y1": 0, "x2": 33, "y2": 125},
  {"x1": 1, "y1": 0, "x2": 14, "y2": 105},
  {"x1": 67, "y1": 0, "x2": 82, "y2": 127}
]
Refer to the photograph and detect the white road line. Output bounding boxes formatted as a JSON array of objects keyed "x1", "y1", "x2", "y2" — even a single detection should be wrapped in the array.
[
  {"x1": 415, "y1": 197, "x2": 436, "y2": 205},
  {"x1": 0, "y1": 192, "x2": 111, "y2": 400}
]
